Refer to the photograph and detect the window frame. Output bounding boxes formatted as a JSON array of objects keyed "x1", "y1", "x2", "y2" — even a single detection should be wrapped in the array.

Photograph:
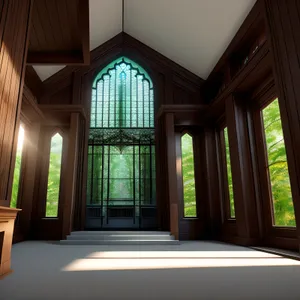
[
  {"x1": 219, "y1": 124, "x2": 236, "y2": 220},
  {"x1": 178, "y1": 130, "x2": 198, "y2": 219},
  {"x1": 252, "y1": 84, "x2": 297, "y2": 239},
  {"x1": 216, "y1": 118, "x2": 236, "y2": 222},
  {"x1": 10, "y1": 121, "x2": 27, "y2": 209},
  {"x1": 42, "y1": 127, "x2": 66, "y2": 219}
]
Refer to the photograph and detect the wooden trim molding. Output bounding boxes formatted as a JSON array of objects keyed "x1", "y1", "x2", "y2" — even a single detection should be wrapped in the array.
[{"x1": 38, "y1": 104, "x2": 87, "y2": 120}]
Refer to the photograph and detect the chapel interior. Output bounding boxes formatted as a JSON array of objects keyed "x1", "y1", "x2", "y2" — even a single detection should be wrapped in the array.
[{"x1": 1, "y1": 0, "x2": 300, "y2": 299}]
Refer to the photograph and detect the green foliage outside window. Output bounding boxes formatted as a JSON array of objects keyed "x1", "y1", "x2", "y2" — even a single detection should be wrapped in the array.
[
  {"x1": 181, "y1": 134, "x2": 196, "y2": 217},
  {"x1": 224, "y1": 127, "x2": 235, "y2": 218},
  {"x1": 46, "y1": 133, "x2": 63, "y2": 217},
  {"x1": 262, "y1": 99, "x2": 295, "y2": 226},
  {"x1": 11, "y1": 125, "x2": 25, "y2": 208}
]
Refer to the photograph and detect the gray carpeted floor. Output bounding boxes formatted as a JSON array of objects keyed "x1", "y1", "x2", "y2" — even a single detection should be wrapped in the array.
[{"x1": 1, "y1": 241, "x2": 300, "y2": 300}]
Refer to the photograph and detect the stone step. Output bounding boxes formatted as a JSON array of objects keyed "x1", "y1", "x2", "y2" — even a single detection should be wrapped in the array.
[
  {"x1": 60, "y1": 231, "x2": 178, "y2": 245},
  {"x1": 60, "y1": 239, "x2": 180, "y2": 246},
  {"x1": 70, "y1": 231, "x2": 171, "y2": 236},
  {"x1": 66, "y1": 234, "x2": 175, "y2": 241}
]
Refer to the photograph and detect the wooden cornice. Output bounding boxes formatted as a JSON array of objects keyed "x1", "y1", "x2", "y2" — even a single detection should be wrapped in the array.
[
  {"x1": 157, "y1": 104, "x2": 208, "y2": 126},
  {"x1": 157, "y1": 104, "x2": 207, "y2": 118},
  {"x1": 38, "y1": 104, "x2": 87, "y2": 120}
]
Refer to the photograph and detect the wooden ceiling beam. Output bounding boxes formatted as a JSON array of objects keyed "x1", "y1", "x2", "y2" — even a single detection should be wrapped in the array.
[
  {"x1": 27, "y1": 51, "x2": 83, "y2": 65},
  {"x1": 27, "y1": 0, "x2": 90, "y2": 65}
]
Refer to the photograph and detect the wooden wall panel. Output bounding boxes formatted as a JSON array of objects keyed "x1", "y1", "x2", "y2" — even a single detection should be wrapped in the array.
[
  {"x1": 165, "y1": 113, "x2": 179, "y2": 239},
  {"x1": 0, "y1": 0, "x2": 32, "y2": 206},
  {"x1": 203, "y1": 127, "x2": 223, "y2": 238},
  {"x1": 14, "y1": 122, "x2": 41, "y2": 242},
  {"x1": 62, "y1": 113, "x2": 79, "y2": 238},
  {"x1": 225, "y1": 95, "x2": 260, "y2": 244}
]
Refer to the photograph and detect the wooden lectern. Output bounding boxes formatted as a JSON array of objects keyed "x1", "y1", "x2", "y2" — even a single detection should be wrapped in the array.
[{"x1": 0, "y1": 206, "x2": 21, "y2": 279}]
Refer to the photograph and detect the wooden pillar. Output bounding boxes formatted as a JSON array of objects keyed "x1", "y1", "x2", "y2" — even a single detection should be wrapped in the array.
[
  {"x1": 79, "y1": 74, "x2": 92, "y2": 230},
  {"x1": 226, "y1": 95, "x2": 260, "y2": 244},
  {"x1": 62, "y1": 113, "x2": 80, "y2": 237},
  {"x1": 0, "y1": 0, "x2": 33, "y2": 206},
  {"x1": 203, "y1": 127, "x2": 222, "y2": 238},
  {"x1": 18, "y1": 122, "x2": 41, "y2": 239},
  {"x1": 165, "y1": 113, "x2": 179, "y2": 239},
  {"x1": 264, "y1": 0, "x2": 300, "y2": 245}
]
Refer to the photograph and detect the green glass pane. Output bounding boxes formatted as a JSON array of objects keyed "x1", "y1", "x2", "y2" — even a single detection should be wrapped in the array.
[
  {"x1": 262, "y1": 99, "x2": 295, "y2": 226},
  {"x1": 181, "y1": 134, "x2": 196, "y2": 217},
  {"x1": 224, "y1": 127, "x2": 235, "y2": 218},
  {"x1": 10, "y1": 125, "x2": 25, "y2": 208},
  {"x1": 46, "y1": 133, "x2": 63, "y2": 217},
  {"x1": 88, "y1": 57, "x2": 156, "y2": 211},
  {"x1": 109, "y1": 147, "x2": 133, "y2": 200}
]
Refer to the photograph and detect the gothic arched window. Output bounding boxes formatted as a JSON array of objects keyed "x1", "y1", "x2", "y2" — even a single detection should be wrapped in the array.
[{"x1": 87, "y1": 57, "x2": 156, "y2": 229}]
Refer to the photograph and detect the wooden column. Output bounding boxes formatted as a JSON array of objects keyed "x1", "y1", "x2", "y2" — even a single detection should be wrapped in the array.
[
  {"x1": 62, "y1": 113, "x2": 80, "y2": 238},
  {"x1": 203, "y1": 127, "x2": 222, "y2": 238},
  {"x1": 264, "y1": 0, "x2": 300, "y2": 245},
  {"x1": 165, "y1": 113, "x2": 179, "y2": 239},
  {"x1": 226, "y1": 95, "x2": 260, "y2": 244},
  {"x1": 78, "y1": 75, "x2": 92, "y2": 230},
  {"x1": 17, "y1": 122, "x2": 41, "y2": 239},
  {"x1": 0, "y1": 0, "x2": 33, "y2": 206}
]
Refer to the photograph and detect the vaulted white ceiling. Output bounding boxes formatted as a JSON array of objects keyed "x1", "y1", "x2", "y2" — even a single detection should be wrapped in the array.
[{"x1": 33, "y1": 0, "x2": 256, "y2": 81}]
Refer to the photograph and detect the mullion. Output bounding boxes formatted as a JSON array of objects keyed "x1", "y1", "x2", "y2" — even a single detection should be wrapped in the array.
[
  {"x1": 133, "y1": 146, "x2": 136, "y2": 223},
  {"x1": 130, "y1": 70, "x2": 132, "y2": 128},
  {"x1": 149, "y1": 144, "x2": 152, "y2": 204},
  {"x1": 101, "y1": 144, "x2": 104, "y2": 227},
  {"x1": 142, "y1": 79, "x2": 145, "y2": 127},
  {"x1": 107, "y1": 145, "x2": 110, "y2": 224},
  {"x1": 149, "y1": 85, "x2": 151, "y2": 127},
  {"x1": 107, "y1": 74, "x2": 111, "y2": 127}
]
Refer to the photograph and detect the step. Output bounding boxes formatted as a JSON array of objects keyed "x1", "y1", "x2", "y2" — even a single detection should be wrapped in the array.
[
  {"x1": 60, "y1": 239, "x2": 180, "y2": 245},
  {"x1": 70, "y1": 231, "x2": 171, "y2": 236},
  {"x1": 66, "y1": 234, "x2": 175, "y2": 241}
]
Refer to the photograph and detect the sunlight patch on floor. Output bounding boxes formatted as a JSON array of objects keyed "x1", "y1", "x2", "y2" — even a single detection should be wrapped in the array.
[
  {"x1": 86, "y1": 250, "x2": 280, "y2": 258},
  {"x1": 62, "y1": 251, "x2": 300, "y2": 271}
]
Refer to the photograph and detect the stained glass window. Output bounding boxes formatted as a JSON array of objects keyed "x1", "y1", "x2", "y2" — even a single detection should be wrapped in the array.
[
  {"x1": 87, "y1": 57, "x2": 156, "y2": 228},
  {"x1": 181, "y1": 134, "x2": 197, "y2": 217},
  {"x1": 46, "y1": 133, "x2": 63, "y2": 217},
  {"x1": 90, "y1": 57, "x2": 154, "y2": 129}
]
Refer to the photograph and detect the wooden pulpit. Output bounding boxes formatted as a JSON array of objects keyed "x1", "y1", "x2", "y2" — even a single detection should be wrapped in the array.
[{"x1": 0, "y1": 206, "x2": 21, "y2": 279}]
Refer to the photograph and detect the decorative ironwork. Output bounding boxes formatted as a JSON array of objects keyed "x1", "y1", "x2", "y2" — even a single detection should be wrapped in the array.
[
  {"x1": 86, "y1": 57, "x2": 156, "y2": 229},
  {"x1": 89, "y1": 128, "x2": 155, "y2": 145}
]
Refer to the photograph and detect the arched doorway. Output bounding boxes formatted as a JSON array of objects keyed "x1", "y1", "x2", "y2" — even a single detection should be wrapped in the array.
[{"x1": 86, "y1": 57, "x2": 156, "y2": 229}]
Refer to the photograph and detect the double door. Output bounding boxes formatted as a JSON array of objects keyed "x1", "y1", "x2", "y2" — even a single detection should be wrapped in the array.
[{"x1": 86, "y1": 144, "x2": 156, "y2": 229}]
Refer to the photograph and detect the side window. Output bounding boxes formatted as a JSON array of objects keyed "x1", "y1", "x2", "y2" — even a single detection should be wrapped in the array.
[
  {"x1": 181, "y1": 133, "x2": 197, "y2": 217},
  {"x1": 223, "y1": 127, "x2": 235, "y2": 218},
  {"x1": 261, "y1": 98, "x2": 295, "y2": 226},
  {"x1": 10, "y1": 124, "x2": 25, "y2": 208},
  {"x1": 45, "y1": 133, "x2": 63, "y2": 217}
]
